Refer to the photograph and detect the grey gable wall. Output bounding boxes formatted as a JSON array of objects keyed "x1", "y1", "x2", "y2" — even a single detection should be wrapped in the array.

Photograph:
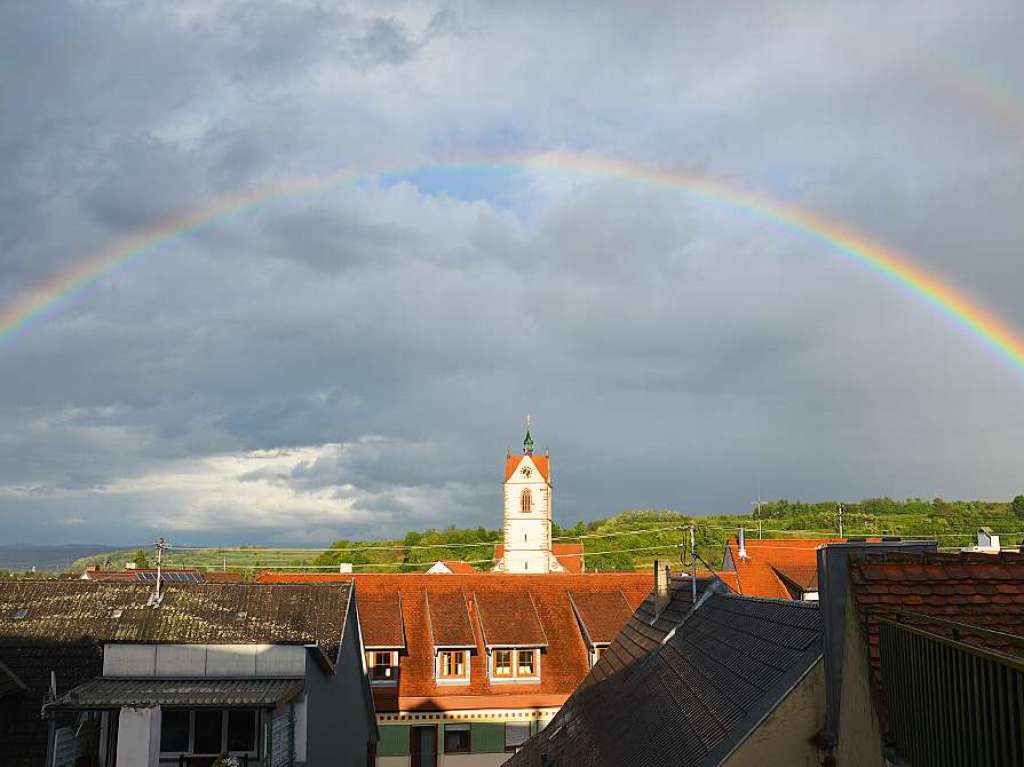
[{"x1": 305, "y1": 590, "x2": 376, "y2": 767}]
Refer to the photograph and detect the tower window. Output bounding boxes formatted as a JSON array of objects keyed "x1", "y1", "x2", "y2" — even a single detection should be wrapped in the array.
[{"x1": 521, "y1": 488, "x2": 532, "y2": 513}]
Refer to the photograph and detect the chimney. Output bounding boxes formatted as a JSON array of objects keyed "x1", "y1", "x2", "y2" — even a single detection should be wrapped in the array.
[
  {"x1": 978, "y1": 527, "x2": 999, "y2": 550},
  {"x1": 654, "y1": 560, "x2": 671, "y2": 616},
  {"x1": 738, "y1": 527, "x2": 748, "y2": 559}
]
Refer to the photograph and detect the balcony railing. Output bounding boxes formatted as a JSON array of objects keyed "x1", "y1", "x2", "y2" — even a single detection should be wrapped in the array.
[{"x1": 879, "y1": 615, "x2": 1024, "y2": 766}]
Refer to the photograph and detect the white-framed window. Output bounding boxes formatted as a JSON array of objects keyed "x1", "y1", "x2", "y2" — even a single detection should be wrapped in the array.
[
  {"x1": 366, "y1": 650, "x2": 399, "y2": 685},
  {"x1": 489, "y1": 648, "x2": 540, "y2": 682},
  {"x1": 435, "y1": 649, "x2": 471, "y2": 684},
  {"x1": 159, "y1": 708, "x2": 259, "y2": 758}
]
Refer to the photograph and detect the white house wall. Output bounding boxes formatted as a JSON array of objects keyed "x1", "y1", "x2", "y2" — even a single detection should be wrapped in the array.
[{"x1": 103, "y1": 643, "x2": 307, "y2": 677}]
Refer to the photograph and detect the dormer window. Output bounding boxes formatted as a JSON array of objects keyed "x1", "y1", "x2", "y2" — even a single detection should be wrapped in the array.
[
  {"x1": 489, "y1": 648, "x2": 540, "y2": 682},
  {"x1": 436, "y1": 649, "x2": 470, "y2": 684},
  {"x1": 367, "y1": 650, "x2": 399, "y2": 685},
  {"x1": 591, "y1": 645, "x2": 608, "y2": 667}
]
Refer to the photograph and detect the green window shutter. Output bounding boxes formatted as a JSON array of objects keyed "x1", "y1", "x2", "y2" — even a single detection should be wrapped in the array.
[
  {"x1": 471, "y1": 722, "x2": 506, "y2": 753},
  {"x1": 378, "y1": 724, "x2": 410, "y2": 756}
]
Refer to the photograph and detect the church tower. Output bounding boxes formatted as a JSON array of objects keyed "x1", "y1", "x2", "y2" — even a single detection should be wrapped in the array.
[{"x1": 494, "y1": 419, "x2": 563, "y2": 573}]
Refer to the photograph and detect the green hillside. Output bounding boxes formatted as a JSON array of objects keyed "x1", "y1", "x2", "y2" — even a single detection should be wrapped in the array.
[{"x1": 61, "y1": 496, "x2": 1024, "y2": 576}]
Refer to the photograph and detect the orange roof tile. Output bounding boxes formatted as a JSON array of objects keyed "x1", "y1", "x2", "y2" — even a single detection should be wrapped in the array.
[
  {"x1": 493, "y1": 542, "x2": 585, "y2": 573},
  {"x1": 505, "y1": 454, "x2": 550, "y2": 481},
  {"x1": 474, "y1": 591, "x2": 547, "y2": 647},
  {"x1": 425, "y1": 590, "x2": 476, "y2": 648},
  {"x1": 430, "y1": 560, "x2": 476, "y2": 574},
  {"x1": 358, "y1": 592, "x2": 405, "y2": 648},
  {"x1": 256, "y1": 571, "x2": 653, "y2": 712},
  {"x1": 567, "y1": 590, "x2": 633, "y2": 645},
  {"x1": 723, "y1": 537, "x2": 842, "y2": 599},
  {"x1": 849, "y1": 550, "x2": 1024, "y2": 735},
  {"x1": 851, "y1": 551, "x2": 1024, "y2": 662}
]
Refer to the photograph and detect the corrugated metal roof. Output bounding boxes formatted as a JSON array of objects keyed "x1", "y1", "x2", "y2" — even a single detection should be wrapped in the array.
[{"x1": 44, "y1": 677, "x2": 304, "y2": 711}]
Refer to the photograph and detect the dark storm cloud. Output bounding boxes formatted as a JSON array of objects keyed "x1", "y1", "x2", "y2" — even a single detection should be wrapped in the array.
[{"x1": 0, "y1": 0, "x2": 1022, "y2": 544}]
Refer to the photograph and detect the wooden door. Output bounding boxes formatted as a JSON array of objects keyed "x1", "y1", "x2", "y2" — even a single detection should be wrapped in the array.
[{"x1": 410, "y1": 725, "x2": 437, "y2": 767}]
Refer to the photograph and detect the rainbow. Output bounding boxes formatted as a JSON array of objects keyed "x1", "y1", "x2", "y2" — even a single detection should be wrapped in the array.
[
  {"x1": 2, "y1": 151, "x2": 1023, "y2": 377},
  {"x1": 922, "y1": 60, "x2": 1024, "y2": 133}
]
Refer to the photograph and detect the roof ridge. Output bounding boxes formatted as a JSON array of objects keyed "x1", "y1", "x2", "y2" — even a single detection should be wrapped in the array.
[{"x1": 715, "y1": 592, "x2": 821, "y2": 609}]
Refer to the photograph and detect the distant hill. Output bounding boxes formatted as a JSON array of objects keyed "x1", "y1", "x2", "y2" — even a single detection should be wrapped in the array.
[
  {"x1": 0, "y1": 544, "x2": 129, "y2": 572},
  {"x1": 55, "y1": 496, "x2": 1024, "y2": 576}
]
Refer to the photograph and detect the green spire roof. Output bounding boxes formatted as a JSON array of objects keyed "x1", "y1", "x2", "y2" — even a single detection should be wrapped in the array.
[{"x1": 523, "y1": 429, "x2": 534, "y2": 455}]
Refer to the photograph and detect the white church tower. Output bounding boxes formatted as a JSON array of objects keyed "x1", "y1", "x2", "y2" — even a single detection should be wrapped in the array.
[{"x1": 493, "y1": 419, "x2": 564, "y2": 574}]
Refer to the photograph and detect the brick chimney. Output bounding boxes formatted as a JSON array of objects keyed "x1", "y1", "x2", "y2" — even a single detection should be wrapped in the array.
[{"x1": 654, "y1": 560, "x2": 671, "y2": 616}]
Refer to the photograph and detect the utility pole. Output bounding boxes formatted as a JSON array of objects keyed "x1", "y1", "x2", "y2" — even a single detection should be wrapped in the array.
[
  {"x1": 149, "y1": 537, "x2": 166, "y2": 608},
  {"x1": 689, "y1": 524, "x2": 697, "y2": 603},
  {"x1": 838, "y1": 504, "x2": 844, "y2": 539}
]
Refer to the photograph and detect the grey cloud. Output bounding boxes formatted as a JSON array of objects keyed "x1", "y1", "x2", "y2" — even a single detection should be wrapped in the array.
[{"x1": 0, "y1": 0, "x2": 1022, "y2": 544}]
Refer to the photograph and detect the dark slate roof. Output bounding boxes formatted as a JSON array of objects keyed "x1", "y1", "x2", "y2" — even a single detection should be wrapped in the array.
[
  {"x1": 580, "y1": 575, "x2": 727, "y2": 690},
  {"x1": 0, "y1": 580, "x2": 353, "y2": 666},
  {"x1": 44, "y1": 677, "x2": 304, "y2": 711},
  {"x1": 506, "y1": 592, "x2": 822, "y2": 767},
  {"x1": 0, "y1": 658, "x2": 27, "y2": 699}
]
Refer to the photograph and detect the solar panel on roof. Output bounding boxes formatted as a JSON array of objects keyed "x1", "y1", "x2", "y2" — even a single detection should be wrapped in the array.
[{"x1": 133, "y1": 570, "x2": 203, "y2": 583}]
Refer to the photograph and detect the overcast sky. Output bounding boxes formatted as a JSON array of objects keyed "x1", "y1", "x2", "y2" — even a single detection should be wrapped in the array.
[{"x1": 2, "y1": 1, "x2": 1023, "y2": 546}]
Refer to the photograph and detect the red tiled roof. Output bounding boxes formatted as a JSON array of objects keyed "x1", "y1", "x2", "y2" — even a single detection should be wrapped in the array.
[
  {"x1": 849, "y1": 550, "x2": 1024, "y2": 734},
  {"x1": 493, "y1": 542, "x2": 585, "y2": 573},
  {"x1": 358, "y1": 592, "x2": 405, "y2": 648},
  {"x1": 567, "y1": 590, "x2": 633, "y2": 645},
  {"x1": 474, "y1": 591, "x2": 547, "y2": 647},
  {"x1": 257, "y1": 571, "x2": 653, "y2": 712},
  {"x1": 851, "y1": 551, "x2": 1024, "y2": 665},
  {"x1": 81, "y1": 570, "x2": 137, "y2": 582},
  {"x1": 723, "y1": 538, "x2": 842, "y2": 599},
  {"x1": 505, "y1": 454, "x2": 550, "y2": 481},
  {"x1": 430, "y1": 560, "x2": 476, "y2": 574},
  {"x1": 425, "y1": 590, "x2": 476, "y2": 648}
]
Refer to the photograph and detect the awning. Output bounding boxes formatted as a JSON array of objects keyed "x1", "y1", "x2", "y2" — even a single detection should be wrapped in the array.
[{"x1": 44, "y1": 677, "x2": 304, "y2": 712}]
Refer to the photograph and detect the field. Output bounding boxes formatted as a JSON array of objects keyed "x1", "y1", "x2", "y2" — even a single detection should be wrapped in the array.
[{"x1": 58, "y1": 497, "x2": 1024, "y2": 577}]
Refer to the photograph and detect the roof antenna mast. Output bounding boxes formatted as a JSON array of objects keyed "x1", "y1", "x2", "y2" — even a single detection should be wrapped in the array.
[{"x1": 148, "y1": 537, "x2": 166, "y2": 608}]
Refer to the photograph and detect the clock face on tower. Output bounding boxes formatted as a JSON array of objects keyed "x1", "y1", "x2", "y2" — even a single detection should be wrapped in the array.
[{"x1": 520, "y1": 466, "x2": 532, "y2": 478}]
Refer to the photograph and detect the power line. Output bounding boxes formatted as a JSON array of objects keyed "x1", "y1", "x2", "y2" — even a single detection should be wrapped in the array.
[
  {"x1": 160, "y1": 524, "x2": 1022, "y2": 559},
  {"x1": 166, "y1": 522, "x2": 692, "y2": 554}
]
